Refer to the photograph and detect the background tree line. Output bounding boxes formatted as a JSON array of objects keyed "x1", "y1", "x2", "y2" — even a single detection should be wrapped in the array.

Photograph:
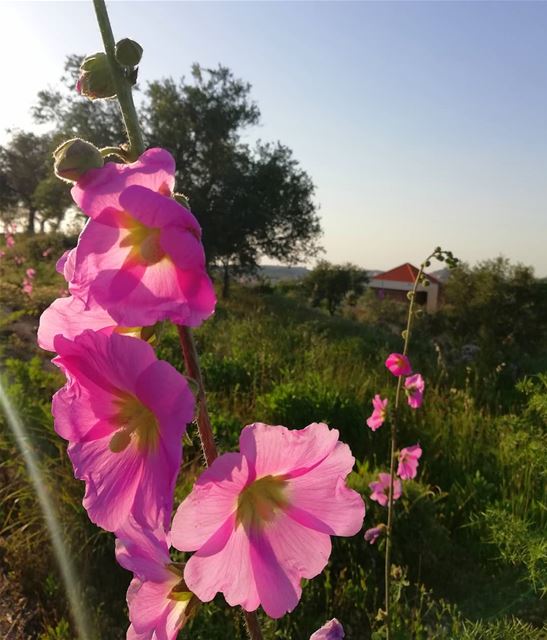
[{"x1": 0, "y1": 56, "x2": 321, "y2": 296}]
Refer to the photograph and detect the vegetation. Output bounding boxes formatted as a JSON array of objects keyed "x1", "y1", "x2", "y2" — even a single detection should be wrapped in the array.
[{"x1": 0, "y1": 240, "x2": 545, "y2": 638}]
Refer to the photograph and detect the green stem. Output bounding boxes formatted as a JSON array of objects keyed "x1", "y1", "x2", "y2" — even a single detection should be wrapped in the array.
[
  {"x1": 91, "y1": 3, "x2": 264, "y2": 639},
  {"x1": 92, "y1": 0, "x2": 144, "y2": 159},
  {"x1": 384, "y1": 252, "x2": 434, "y2": 639}
]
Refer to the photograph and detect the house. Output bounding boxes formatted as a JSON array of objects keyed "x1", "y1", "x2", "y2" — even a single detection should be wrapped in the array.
[{"x1": 368, "y1": 263, "x2": 442, "y2": 313}]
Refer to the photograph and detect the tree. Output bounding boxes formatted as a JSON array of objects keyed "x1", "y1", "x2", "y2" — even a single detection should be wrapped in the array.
[
  {"x1": 34, "y1": 60, "x2": 322, "y2": 293},
  {"x1": 0, "y1": 131, "x2": 71, "y2": 234},
  {"x1": 304, "y1": 261, "x2": 368, "y2": 315}
]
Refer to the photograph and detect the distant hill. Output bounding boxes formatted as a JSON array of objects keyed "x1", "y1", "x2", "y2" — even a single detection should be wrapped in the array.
[{"x1": 258, "y1": 265, "x2": 310, "y2": 281}]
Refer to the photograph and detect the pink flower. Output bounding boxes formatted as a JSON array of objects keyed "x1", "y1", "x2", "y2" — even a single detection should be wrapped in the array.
[
  {"x1": 404, "y1": 373, "x2": 424, "y2": 409},
  {"x1": 310, "y1": 618, "x2": 345, "y2": 639},
  {"x1": 171, "y1": 422, "x2": 365, "y2": 619},
  {"x1": 14, "y1": 255, "x2": 25, "y2": 265},
  {"x1": 22, "y1": 279, "x2": 33, "y2": 296},
  {"x1": 42, "y1": 247, "x2": 53, "y2": 257},
  {"x1": 115, "y1": 519, "x2": 198, "y2": 640},
  {"x1": 385, "y1": 353, "x2": 412, "y2": 377},
  {"x1": 26, "y1": 268, "x2": 36, "y2": 279},
  {"x1": 369, "y1": 472, "x2": 402, "y2": 507},
  {"x1": 6, "y1": 234, "x2": 14, "y2": 248},
  {"x1": 52, "y1": 330, "x2": 195, "y2": 532},
  {"x1": 0, "y1": 250, "x2": 5, "y2": 259},
  {"x1": 366, "y1": 394, "x2": 388, "y2": 431},
  {"x1": 65, "y1": 148, "x2": 216, "y2": 327},
  {"x1": 397, "y1": 444, "x2": 422, "y2": 480},
  {"x1": 364, "y1": 524, "x2": 385, "y2": 544}
]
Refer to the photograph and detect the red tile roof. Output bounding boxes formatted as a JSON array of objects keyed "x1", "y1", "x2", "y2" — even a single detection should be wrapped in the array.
[{"x1": 373, "y1": 263, "x2": 440, "y2": 285}]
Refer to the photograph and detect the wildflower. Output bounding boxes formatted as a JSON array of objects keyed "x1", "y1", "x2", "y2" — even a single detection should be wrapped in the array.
[
  {"x1": 404, "y1": 373, "x2": 424, "y2": 408},
  {"x1": 364, "y1": 524, "x2": 386, "y2": 544},
  {"x1": 14, "y1": 255, "x2": 24, "y2": 265},
  {"x1": 310, "y1": 618, "x2": 345, "y2": 639},
  {"x1": 42, "y1": 247, "x2": 53, "y2": 257},
  {"x1": 6, "y1": 234, "x2": 14, "y2": 248},
  {"x1": 66, "y1": 148, "x2": 216, "y2": 327},
  {"x1": 366, "y1": 394, "x2": 388, "y2": 431},
  {"x1": 369, "y1": 473, "x2": 401, "y2": 507},
  {"x1": 385, "y1": 353, "x2": 412, "y2": 377},
  {"x1": 26, "y1": 268, "x2": 36, "y2": 279},
  {"x1": 397, "y1": 444, "x2": 422, "y2": 480},
  {"x1": 116, "y1": 519, "x2": 199, "y2": 640},
  {"x1": 22, "y1": 279, "x2": 33, "y2": 296},
  {"x1": 171, "y1": 422, "x2": 365, "y2": 619},
  {"x1": 52, "y1": 330, "x2": 195, "y2": 532}
]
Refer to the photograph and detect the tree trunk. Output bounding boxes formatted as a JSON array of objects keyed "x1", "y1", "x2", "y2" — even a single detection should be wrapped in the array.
[
  {"x1": 222, "y1": 263, "x2": 230, "y2": 299},
  {"x1": 26, "y1": 208, "x2": 36, "y2": 235}
]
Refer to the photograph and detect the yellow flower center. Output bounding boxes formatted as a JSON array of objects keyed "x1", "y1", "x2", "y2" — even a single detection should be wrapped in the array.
[
  {"x1": 109, "y1": 394, "x2": 159, "y2": 454},
  {"x1": 120, "y1": 217, "x2": 165, "y2": 266},
  {"x1": 236, "y1": 475, "x2": 289, "y2": 530}
]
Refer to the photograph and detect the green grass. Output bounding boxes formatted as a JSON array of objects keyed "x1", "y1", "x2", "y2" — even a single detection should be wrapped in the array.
[{"x1": 0, "y1": 248, "x2": 546, "y2": 638}]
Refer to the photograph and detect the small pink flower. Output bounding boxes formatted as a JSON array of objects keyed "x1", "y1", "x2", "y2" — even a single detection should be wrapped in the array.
[
  {"x1": 52, "y1": 330, "x2": 195, "y2": 532},
  {"x1": 310, "y1": 618, "x2": 345, "y2": 639},
  {"x1": 0, "y1": 250, "x2": 5, "y2": 259},
  {"x1": 366, "y1": 394, "x2": 388, "y2": 431},
  {"x1": 364, "y1": 525, "x2": 385, "y2": 545},
  {"x1": 22, "y1": 279, "x2": 33, "y2": 296},
  {"x1": 26, "y1": 268, "x2": 36, "y2": 279},
  {"x1": 115, "y1": 519, "x2": 198, "y2": 640},
  {"x1": 369, "y1": 472, "x2": 402, "y2": 507},
  {"x1": 14, "y1": 255, "x2": 25, "y2": 265},
  {"x1": 397, "y1": 444, "x2": 422, "y2": 480},
  {"x1": 404, "y1": 373, "x2": 424, "y2": 409},
  {"x1": 171, "y1": 422, "x2": 365, "y2": 619},
  {"x1": 6, "y1": 234, "x2": 15, "y2": 248},
  {"x1": 67, "y1": 148, "x2": 216, "y2": 327},
  {"x1": 42, "y1": 248, "x2": 53, "y2": 257},
  {"x1": 385, "y1": 353, "x2": 412, "y2": 377}
]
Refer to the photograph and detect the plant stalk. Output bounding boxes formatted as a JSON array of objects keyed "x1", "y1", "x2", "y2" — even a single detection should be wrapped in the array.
[
  {"x1": 91, "y1": 2, "x2": 263, "y2": 638},
  {"x1": 384, "y1": 253, "x2": 433, "y2": 639},
  {"x1": 93, "y1": 0, "x2": 145, "y2": 159}
]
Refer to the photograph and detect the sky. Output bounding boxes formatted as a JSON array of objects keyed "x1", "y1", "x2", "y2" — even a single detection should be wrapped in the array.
[{"x1": 0, "y1": 1, "x2": 546, "y2": 275}]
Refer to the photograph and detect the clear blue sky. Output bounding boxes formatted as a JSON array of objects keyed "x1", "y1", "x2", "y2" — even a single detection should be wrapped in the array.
[{"x1": 1, "y1": 1, "x2": 546, "y2": 275}]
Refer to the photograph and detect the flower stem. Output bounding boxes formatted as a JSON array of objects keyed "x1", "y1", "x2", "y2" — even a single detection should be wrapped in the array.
[
  {"x1": 91, "y1": 2, "x2": 263, "y2": 638},
  {"x1": 92, "y1": 0, "x2": 144, "y2": 160},
  {"x1": 384, "y1": 253, "x2": 434, "y2": 639}
]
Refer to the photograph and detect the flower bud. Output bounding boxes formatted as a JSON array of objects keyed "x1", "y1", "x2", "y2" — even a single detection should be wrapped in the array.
[
  {"x1": 77, "y1": 52, "x2": 116, "y2": 100},
  {"x1": 115, "y1": 38, "x2": 143, "y2": 67},
  {"x1": 53, "y1": 138, "x2": 104, "y2": 183}
]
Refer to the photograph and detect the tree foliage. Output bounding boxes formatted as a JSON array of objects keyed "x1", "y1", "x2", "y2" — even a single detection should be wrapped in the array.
[
  {"x1": 0, "y1": 131, "x2": 72, "y2": 234},
  {"x1": 31, "y1": 60, "x2": 321, "y2": 284},
  {"x1": 304, "y1": 260, "x2": 367, "y2": 315}
]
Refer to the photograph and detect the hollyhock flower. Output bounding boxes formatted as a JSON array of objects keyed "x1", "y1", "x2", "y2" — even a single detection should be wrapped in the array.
[
  {"x1": 52, "y1": 330, "x2": 195, "y2": 532},
  {"x1": 26, "y1": 268, "x2": 36, "y2": 279},
  {"x1": 38, "y1": 294, "x2": 150, "y2": 352},
  {"x1": 115, "y1": 519, "x2": 199, "y2": 640},
  {"x1": 171, "y1": 422, "x2": 365, "y2": 619},
  {"x1": 369, "y1": 472, "x2": 402, "y2": 507},
  {"x1": 310, "y1": 618, "x2": 345, "y2": 639},
  {"x1": 364, "y1": 524, "x2": 385, "y2": 544},
  {"x1": 404, "y1": 373, "x2": 424, "y2": 409},
  {"x1": 65, "y1": 148, "x2": 216, "y2": 327},
  {"x1": 385, "y1": 353, "x2": 412, "y2": 377},
  {"x1": 22, "y1": 279, "x2": 33, "y2": 295},
  {"x1": 6, "y1": 234, "x2": 14, "y2": 248},
  {"x1": 366, "y1": 394, "x2": 388, "y2": 431},
  {"x1": 397, "y1": 444, "x2": 422, "y2": 480}
]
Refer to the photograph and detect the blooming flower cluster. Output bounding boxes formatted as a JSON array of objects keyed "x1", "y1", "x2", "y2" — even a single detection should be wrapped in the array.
[
  {"x1": 39, "y1": 148, "x2": 365, "y2": 636},
  {"x1": 364, "y1": 353, "x2": 424, "y2": 543}
]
